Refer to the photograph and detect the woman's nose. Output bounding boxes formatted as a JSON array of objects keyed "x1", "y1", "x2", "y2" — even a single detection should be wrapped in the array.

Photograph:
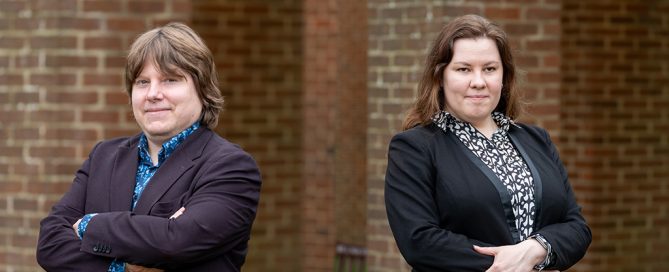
[{"x1": 470, "y1": 72, "x2": 485, "y2": 89}]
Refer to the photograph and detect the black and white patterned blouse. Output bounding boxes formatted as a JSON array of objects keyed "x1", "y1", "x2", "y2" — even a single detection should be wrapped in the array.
[{"x1": 432, "y1": 111, "x2": 536, "y2": 240}]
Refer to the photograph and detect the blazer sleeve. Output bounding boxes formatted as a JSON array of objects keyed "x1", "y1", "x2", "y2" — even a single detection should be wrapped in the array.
[
  {"x1": 36, "y1": 142, "x2": 114, "y2": 271},
  {"x1": 79, "y1": 148, "x2": 261, "y2": 268},
  {"x1": 532, "y1": 128, "x2": 592, "y2": 270},
  {"x1": 385, "y1": 130, "x2": 494, "y2": 271}
]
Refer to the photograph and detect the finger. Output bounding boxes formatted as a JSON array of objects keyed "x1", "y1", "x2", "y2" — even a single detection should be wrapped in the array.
[
  {"x1": 169, "y1": 207, "x2": 185, "y2": 219},
  {"x1": 473, "y1": 245, "x2": 498, "y2": 256},
  {"x1": 72, "y1": 218, "x2": 82, "y2": 236}
]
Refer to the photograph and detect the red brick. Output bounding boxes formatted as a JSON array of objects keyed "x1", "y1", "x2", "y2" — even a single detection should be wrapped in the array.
[
  {"x1": 0, "y1": 182, "x2": 22, "y2": 194},
  {"x1": 13, "y1": 198, "x2": 38, "y2": 212},
  {"x1": 45, "y1": 17, "x2": 101, "y2": 31},
  {"x1": 14, "y1": 18, "x2": 39, "y2": 30},
  {"x1": 14, "y1": 55, "x2": 39, "y2": 68},
  {"x1": 35, "y1": 0, "x2": 77, "y2": 12},
  {"x1": 14, "y1": 92, "x2": 39, "y2": 103},
  {"x1": 0, "y1": 110, "x2": 26, "y2": 124},
  {"x1": 171, "y1": 0, "x2": 192, "y2": 14},
  {"x1": 0, "y1": 74, "x2": 23, "y2": 85},
  {"x1": 0, "y1": 215, "x2": 24, "y2": 228},
  {"x1": 485, "y1": 7, "x2": 521, "y2": 20},
  {"x1": 81, "y1": 110, "x2": 120, "y2": 123},
  {"x1": 29, "y1": 146, "x2": 77, "y2": 158},
  {"x1": 526, "y1": 7, "x2": 561, "y2": 20},
  {"x1": 44, "y1": 162, "x2": 82, "y2": 176},
  {"x1": 84, "y1": 36, "x2": 123, "y2": 50},
  {"x1": 29, "y1": 110, "x2": 76, "y2": 123},
  {"x1": 11, "y1": 234, "x2": 38, "y2": 248},
  {"x1": 45, "y1": 128, "x2": 99, "y2": 141},
  {"x1": 30, "y1": 73, "x2": 76, "y2": 86},
  {"x1": 83, "y1": 73, "x2": 123, "y2": 86},
  {"x1": 107, "y1": 18, "x2": 146, "y2": 32},
  {"x1": 46, "y1": 56, "x2": 98, "y2": 68},
  {"x1": 45, "y1": 91, "x2": 99, "y2": 104},
  {"x1": 0, "y1": 37, "x2": 24, "y2": 49},
  {"x1": 26, "y1": 181, "x2": 72, "y2": 195},
  {"x1": 0, "y1": 1, "x2": 26, "y2": 13},
  {"x1": 13, "y1": 128, "x2": 39, "y2": 140},
  {"x1": 106, "y1": 91, "x2": 130, "y2": 105},
  {"x1": 82, "y1": 0, "x2": 121, "y2": 12},
  {"x1": 128, "y1": 1, "x2": 167, "y2": 13},
  {"x1": 30, "y1": 36, "x2": 77, "y2": 49}
]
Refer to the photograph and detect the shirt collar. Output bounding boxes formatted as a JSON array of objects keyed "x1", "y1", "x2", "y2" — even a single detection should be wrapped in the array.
[{"x1": 138, "y1": 122, "x2": 201, "y2": 167}]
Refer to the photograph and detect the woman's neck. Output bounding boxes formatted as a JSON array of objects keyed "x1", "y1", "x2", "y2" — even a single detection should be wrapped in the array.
[{"x1": 471, "y1": 117, "x2": 498, "y2": 139}]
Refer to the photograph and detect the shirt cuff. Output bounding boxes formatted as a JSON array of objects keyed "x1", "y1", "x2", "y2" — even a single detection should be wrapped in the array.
[{"x1": 77, "y1": 213, "x2": 98, "y2": 239}]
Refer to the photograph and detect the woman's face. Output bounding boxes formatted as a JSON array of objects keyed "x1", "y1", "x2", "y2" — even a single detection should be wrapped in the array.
[{"x1": 442, "y1": 38, "x2": 503, "y2": 126}]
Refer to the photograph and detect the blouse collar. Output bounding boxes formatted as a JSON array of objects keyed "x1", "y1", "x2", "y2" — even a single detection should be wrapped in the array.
[{"x1": 431, "y1": 111, "x2": 514, "y2": 136}]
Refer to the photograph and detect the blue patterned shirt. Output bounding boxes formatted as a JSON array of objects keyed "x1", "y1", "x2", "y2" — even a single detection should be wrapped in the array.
[{"x1": 78, "y1": 122, "x2": 200, "y2": 272}]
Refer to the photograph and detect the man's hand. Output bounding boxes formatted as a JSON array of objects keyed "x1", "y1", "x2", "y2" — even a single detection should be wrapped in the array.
[
  {"x1": 473, "y1": 239, "x2": 547, "y2": 272},
  {"x1": 72, "y1": 218, "x2": 82, "y2": 237},
  {"x1": 170, "y1": 207, "x2": 185, "y2": 219},
  {"x1": 125, "y1": 264, "x2": 164, "y2": 272},
  {"x1": 122, "y1": 207, "x2": 185, "y2": 271}
]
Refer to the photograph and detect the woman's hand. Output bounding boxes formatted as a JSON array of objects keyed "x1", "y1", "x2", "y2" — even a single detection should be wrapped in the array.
[{"x1": 473, "y1": 239, "x2": 546, "y2": 272}]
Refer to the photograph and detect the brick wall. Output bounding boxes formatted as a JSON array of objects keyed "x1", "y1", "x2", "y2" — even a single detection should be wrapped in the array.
[
  {"x1": 4, "y1": 0, "x2": 667, "y2": 271},
  {"x1": 333, "y1": 0, "x2": 368, "y2": 250},
  {"x1": 303, "y1": 0, "x2": 368, "y2": 270},
  {"x1": 561, "y1": 1, "x2": 669, "y2": 271},
  {"x1": 0, "y1": 0, "x2": 190, "y2": 270},
  {"x1": 302, "y1": 0, "x2": 338, "y2": 269},
  {"x1": 366, "y1": 1, "x2": 562, "y2": 271},
  {"x1": 191, "y1": 1, "x2": 304, "y2": 271}
]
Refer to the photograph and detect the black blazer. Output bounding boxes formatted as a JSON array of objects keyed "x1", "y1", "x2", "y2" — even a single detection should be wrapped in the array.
[
  {"x1": 37, "y1": 128, "x2": 261, "y2": 272},
  {"x1": 385, "y1": 123, "x2": 591, "y2": 271}
]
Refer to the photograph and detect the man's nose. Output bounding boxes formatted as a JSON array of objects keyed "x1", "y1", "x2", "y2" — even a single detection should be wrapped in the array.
[{"x1": 146, "y1": 82, "x2": 163, "y2": 100}]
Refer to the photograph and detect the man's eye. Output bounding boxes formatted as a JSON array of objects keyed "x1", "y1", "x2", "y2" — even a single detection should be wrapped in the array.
[{"x1": 135, "y1": 80, "x2": 149, "y2": 86}]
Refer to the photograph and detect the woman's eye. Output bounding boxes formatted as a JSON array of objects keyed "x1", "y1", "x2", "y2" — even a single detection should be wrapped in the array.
[
  {"x1": 164, "y1": 78, "x2": 180, "y2": 83},
  {"x1": 484, "y1": 67, "x2": 497, "y2": 72},
  {"x1": 456, "y1": 67, "x2": 469, "y2": 72}
]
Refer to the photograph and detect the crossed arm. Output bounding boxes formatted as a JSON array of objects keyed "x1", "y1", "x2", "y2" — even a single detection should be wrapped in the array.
[
  {"x1": 37, "y1": 146, "x2": 261, "y2": 271},
  {"x1": 384, "y1": 130, "x2": 588, "y2": 271},
  {"x1": 71, "y1": 207, "x2": 185, "y2": 272}
]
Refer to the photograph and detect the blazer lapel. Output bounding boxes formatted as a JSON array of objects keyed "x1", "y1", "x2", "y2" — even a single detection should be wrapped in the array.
[
  {"x1": 132, "y1": 128, "x2": 210, "y2": 215},
  {"x1": 109, "y1": 136, "x2": 140, "y2": 212},
  {"x1": 446, "y1": 132, "x2": 521, "y2": 243},
  {"x1": 508, "y1": 127, "x2": 544, "y2": 228}
]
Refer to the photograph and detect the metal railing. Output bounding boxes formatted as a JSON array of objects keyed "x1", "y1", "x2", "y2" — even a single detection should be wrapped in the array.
[{"x1": 334, "y1": 243, "x2": 367, "y2": 272}]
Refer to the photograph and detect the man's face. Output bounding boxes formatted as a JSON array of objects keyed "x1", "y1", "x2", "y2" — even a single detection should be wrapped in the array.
[{"x1": 131, "y1": 61, "x2": 203, "y2": 143}]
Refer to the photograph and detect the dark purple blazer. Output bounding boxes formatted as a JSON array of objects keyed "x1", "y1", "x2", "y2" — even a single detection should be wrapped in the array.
[{"x1": 37, "y1": 128, "x2": 261, "y2": 272}]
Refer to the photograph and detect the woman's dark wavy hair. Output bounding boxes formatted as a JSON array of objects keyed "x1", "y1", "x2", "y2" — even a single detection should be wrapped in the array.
[{"x1": 403, "y1": 14, "x2": 521, "y2": 130}]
